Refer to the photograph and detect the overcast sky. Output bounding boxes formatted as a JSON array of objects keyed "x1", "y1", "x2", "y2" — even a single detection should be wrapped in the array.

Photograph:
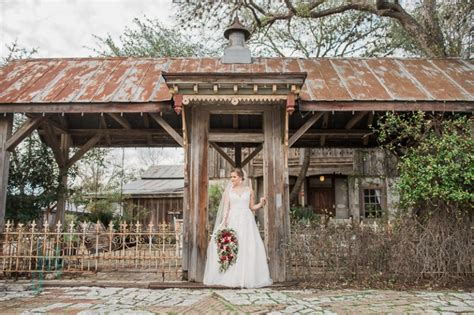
[
  {"x1": 0, "y1": 0, "x2": 183, "y2": 170},
  {"x1": 1, "y1": 0, "x2": 174, "y2": 58}
]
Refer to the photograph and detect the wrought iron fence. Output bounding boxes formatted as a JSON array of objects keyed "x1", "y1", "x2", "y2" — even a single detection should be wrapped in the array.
[{"x1": 0, "y1": 219, "x2": 183, "y2": 281}]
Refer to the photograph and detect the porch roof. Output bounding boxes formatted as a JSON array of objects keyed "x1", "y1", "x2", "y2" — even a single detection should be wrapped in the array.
[{"x1": 1, "y1": 57, "x2": 472, "y2": 107}]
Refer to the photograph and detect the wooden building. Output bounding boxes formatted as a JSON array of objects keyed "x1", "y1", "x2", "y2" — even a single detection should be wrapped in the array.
[
  {"x1": 0, "y1": 18, "x2": 472, "y2": 283},
  {"x1": 122, "y1": 165, "x2": 184, "y2": 225}
]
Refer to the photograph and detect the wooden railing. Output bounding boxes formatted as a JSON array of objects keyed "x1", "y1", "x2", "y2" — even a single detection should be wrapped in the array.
[{"x1": 0, "y1": 219, "x2": 183, "y2": 281}]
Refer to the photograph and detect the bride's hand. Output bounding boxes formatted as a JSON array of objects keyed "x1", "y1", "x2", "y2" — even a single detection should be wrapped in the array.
[{"x1": 260, "y1": 197, "x2": 266, "y2": 207}]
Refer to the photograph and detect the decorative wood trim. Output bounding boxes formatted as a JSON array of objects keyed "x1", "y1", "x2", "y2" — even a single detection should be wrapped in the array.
[
  {"x1": 149, "y1": 113, "x2": 184, "y2": 147},
  {"x1": 209, "y1": 142, "x2": 235, "y2": 168},
  {"x1": 288, "y1": 112, "x2": 324, "y2": 147},
  {"x1": 6, "y1": 115, "x2": 48, "y2": 151},
  {"x1": 65, "y1": 134, "x2": 101, "y2": 169}
]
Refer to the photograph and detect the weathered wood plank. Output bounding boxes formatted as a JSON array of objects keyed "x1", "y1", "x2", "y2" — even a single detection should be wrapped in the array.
[
  {"x1": 209, "y1": 142, "x2": 236, "y2": 168},
  {"x1": 181, "y1": 106, "x2": 190, "y2": 279},
  {"x1": 208, "y1": 132, "x2": 264, "y2": 143},
  {"x1": 288, "y1": 112, "x2": 324, "y2": 147},
  {"x1": 263, "y1": 106, "x2": 289, "y2": 282},
  {"x1": 0, "y1": 114, "x2": 13, "y2": 233},
  {"x1": 188, "y1": 106, "x2": 209, "y2": 282},
  {"x1": 6, "y1": 115, "x2": 48, "y2": 151},
  {"x1": 149, "y1": 113, "x2": 184, "y2": 147}
]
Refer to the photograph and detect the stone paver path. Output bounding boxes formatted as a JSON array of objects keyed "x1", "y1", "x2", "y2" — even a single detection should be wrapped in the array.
[{"x1": 0, "y1": 283, "x2": 473, "y2": 314}]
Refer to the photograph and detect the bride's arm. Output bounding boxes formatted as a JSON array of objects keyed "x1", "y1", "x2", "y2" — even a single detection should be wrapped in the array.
[{"x1": 249, "y1": 189, "x2": 266, "y2": 211}]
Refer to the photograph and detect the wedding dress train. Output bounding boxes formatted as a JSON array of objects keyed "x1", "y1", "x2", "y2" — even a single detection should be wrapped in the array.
[{"x1": 203, "y1": 187, "x2": 273, "y2": 288}]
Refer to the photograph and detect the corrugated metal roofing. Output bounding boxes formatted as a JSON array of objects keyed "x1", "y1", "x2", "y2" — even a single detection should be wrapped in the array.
[
  {"x1": 122, "y1": 178, "x2": 184, "y2": 196},
  {"x1": 122, "y1": 165, "x2": 184, "y2": 196},
  {"x1": 141, "y1": 165, "x2": 184, "y2": 179},
  {"x1": 0, "y1": 57, "x2": 472, "y2": 104}
]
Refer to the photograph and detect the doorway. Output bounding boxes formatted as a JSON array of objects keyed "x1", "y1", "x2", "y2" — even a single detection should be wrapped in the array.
[{"x1": 307, "y1": 175, "x2": 335, "y2": 216}]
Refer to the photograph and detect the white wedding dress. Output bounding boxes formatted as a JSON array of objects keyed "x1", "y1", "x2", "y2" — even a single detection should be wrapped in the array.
[{"x1": 203, "y1": 187, "x2": 273, "y2": 288}]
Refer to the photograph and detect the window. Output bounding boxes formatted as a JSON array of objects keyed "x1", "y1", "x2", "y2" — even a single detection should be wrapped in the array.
[{"x1": 362, "y1": 188, "x2": 383, "y2": 218}]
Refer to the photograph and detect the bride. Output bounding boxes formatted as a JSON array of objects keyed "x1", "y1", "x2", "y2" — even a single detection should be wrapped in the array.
[{"x1": 203, "y1": 168, "x2": 273, "y2": 288}]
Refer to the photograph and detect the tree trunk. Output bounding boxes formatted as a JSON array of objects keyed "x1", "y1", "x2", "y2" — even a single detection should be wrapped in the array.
[{"x1": 290, "y1": 148, "x2": 311, "y2": 203}]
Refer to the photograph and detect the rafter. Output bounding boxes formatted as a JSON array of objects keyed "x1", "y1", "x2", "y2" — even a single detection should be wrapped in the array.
[
  {"x1": 149, "y1": 113, "x2": 184, "y2": 147},
  {"x1": 6, "y1": 115, "x2": 49, "y2": 151},
  {"x1": 108, "y1": 113, "x2": 131, "y2": 129},
  {"x1": 345, "y1": 111, "x2": 369, "y2": 130},
  {"x1": 100, "y1": 115, "x2": 112, "y2": 146},
  {"x1": 288, "y1": 112, "x2": 324, "y2": 147}
]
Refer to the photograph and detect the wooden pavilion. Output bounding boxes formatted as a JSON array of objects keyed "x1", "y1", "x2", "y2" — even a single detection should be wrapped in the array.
[{"x1": 0, "y1": 21, "x2": 472, "y2": 282}]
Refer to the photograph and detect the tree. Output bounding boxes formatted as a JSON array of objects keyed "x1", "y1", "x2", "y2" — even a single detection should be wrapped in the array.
[
  {"x1": 375, "y1": 112, "x2": 473, "y2": 218},
  {"x1": 92, "y1": 17, "x2": 215, "y2": 57},
  {"x1": 175, "y1": 0, "x2": 472, "y2": 58}
]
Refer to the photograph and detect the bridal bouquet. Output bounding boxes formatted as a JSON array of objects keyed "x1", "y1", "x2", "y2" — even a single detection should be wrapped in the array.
[{"x1": 215, "y1": 228, "x2": 239, "y2": 272}]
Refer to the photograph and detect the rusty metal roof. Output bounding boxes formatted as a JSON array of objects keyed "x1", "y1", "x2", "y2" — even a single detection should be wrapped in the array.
[{"x1": 0, "y1": 57, "x2": 472, "y2": 104}]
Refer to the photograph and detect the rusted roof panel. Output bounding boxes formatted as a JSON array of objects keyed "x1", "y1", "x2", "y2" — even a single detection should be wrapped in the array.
[{"x1": 0, "y1": 57, "x2": 472, "y2": 105}]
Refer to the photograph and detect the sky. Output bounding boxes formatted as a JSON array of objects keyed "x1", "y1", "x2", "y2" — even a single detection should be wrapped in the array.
[
  {"x1": 1, "y1": 0, "x2": 174, "y2": 58},
  {"x1": 0, "y1": 0, "x2": 184, "y2": 171}
]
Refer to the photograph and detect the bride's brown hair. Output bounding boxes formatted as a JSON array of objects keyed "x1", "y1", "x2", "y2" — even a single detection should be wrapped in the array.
[{"x1": 231, "y1": 168, "x2": 244, "y2": 180}]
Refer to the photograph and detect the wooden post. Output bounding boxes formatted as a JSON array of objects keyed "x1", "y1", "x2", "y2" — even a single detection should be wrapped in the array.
[
  {"x1": 0, "y1": 114, "x2": 13, "y2": 233},
  {"x1": 187, "y1": 106, "x2": 209, "y2": 282},
  {"x1": 235, "y1": 143, "x2": 242, "y2": 167},
  {"x1": 55, "y1": 134, "x2": 70, "y2": 224},
  {"x1": 263, "y1": 106, "x2": 290, "y2": 282},
  {"x1": 181, "y1": 106, "x2": 190, "y2": 280}
]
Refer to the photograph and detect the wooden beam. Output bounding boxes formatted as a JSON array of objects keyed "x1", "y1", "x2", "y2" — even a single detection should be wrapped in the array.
[
  {"x1": 345, "y1": 111, "x2": 369, "y2": 130},
  {"x1": 149, "y1": 113, "x2": 184, "y2": 147},
  {"x1": 108, "y1": 113, "x2": 131, "y2": 129},
  {"x1": 143, "y1": 113, "x2": 153, "y2": 145},
  {"x1": 296, "y1": 130, "x2": 372, "y2": 137},
  {"x1": 263, "y1": 106, "x2": 290, "y2": 282},
  {"x1": 187, "y1": 107, "x2": 209, "y2": 282},
  {"x1": 234, "y1": 144, "x2": 242, "y2": 167},
  {"x1": 209, "y1": 142, "x2": 235, "y2": 168},
  {"x1": 0, "y1": 102, "x2": 172, "y2": 113},
  {"x1": 6, "y1": 115, "x2": 48, "y2": 151},
  {"x1": 300, "y1": 101, "x2": 474, "y2": 112},
  {"x1": 0, "y1": 114, "x2": 13, "y2": 233},
  {"x1": 320, "y1": 113, "x2": 329, "y2": 147},
  {"x1": 208, "y1": 132, "x2": 264, "y2": 143},
  {"x1": 41, "y1": 122, "x2": 66, "y2": 168},
  {"x1": 241, "y1": 143, "x2": 263, "y2": 167},
  {"x1": 288, "y1": 112, "x2": 324, "y2": 147},
  {"x1": 100, "y1": 115, "x2": 112, "y2": 146},
  {"x1": 65, "y1": 134, "x2": 101, "y2": 169},
  {"x1": 56, "y1": 134, "x2": 71, "y2": 224},
  {"x1": 363, "y1": 112, "x2": 374, "y2": 146}
]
